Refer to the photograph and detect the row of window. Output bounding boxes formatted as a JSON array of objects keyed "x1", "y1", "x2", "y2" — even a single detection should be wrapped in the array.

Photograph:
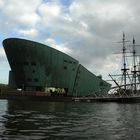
[
  {"x1": 64, "y1": 60, "x2": 77, "y2": 64},
  {"x1": 24, "y1": 60, "x2": 76, "y2": 66},
  {"x1": 13, "y1": 60, "x2": 77, "y2": 67},
  {"x1": 63, "y1": 66, "x2": 75, "y2": 71}
]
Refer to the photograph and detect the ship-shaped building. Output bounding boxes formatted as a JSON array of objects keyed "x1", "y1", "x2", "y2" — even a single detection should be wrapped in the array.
[{"x1": 3, "y1": 38, "x2": 111, "y2": 97}]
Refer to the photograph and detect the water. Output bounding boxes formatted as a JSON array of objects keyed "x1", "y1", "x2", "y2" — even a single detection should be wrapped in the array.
[{"x1": 0, "y1": 100, "x2": 140, "y2": 140}]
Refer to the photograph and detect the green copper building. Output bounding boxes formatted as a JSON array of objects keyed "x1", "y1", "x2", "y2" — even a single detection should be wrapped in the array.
[{"x1": 3, "y1": 38, "x2": 111, "y2": 97}]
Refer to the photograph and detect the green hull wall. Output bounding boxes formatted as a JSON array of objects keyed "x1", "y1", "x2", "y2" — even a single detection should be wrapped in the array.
[{"x1": 3, "y1": 38, "x2": 111, "y2": 96}]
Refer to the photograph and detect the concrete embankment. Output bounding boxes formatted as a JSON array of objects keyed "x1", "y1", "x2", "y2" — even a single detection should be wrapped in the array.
[
  {"x1": 72, "y1": 96, "x2": 140, "y2": 103},
  {"x1": 1, "y1": 91, "x2": 140, "y2": 103}
]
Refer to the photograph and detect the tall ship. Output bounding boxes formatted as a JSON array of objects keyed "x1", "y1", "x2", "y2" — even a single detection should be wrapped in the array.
[
  {"x1": 3, "y1": 38, "x2": 111, "y2": 97},
  {"x1": 109, "y1": 33, "x2": 140, "y2": 96}
]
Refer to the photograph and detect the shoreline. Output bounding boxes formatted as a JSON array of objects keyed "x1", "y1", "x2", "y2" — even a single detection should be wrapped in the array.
[{"x1": 1, "y1": 91, "x2": 140, "y2": 103}]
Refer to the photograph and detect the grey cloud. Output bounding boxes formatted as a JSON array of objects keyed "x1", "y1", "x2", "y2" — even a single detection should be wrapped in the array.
[{"x1": 1, "y1": 0, "x2": 140, "y2": 83}]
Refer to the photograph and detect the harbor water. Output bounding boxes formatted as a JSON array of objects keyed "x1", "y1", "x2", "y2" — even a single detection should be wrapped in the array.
[{"x1": 0, "y1": 100, "x2": 140, "y2": 140}]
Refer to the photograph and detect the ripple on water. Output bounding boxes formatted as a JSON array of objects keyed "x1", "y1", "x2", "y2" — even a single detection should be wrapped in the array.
[{"x1": 0, "y1": 101, "x2": 140, "y2": 139}]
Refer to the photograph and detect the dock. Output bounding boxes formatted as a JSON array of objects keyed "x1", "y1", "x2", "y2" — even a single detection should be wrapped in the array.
[
  {"x1": 1, "y1": 91, "x2": 140, "y2": 103},
  {"x1": 72, "y1": 96, "x2": 140, "y2": 103},
  {"x1": 0, "y1": 91, "x2": 72, "y2": 102}
]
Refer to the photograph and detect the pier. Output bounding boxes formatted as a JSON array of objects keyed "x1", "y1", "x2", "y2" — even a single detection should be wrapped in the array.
[
  {"x1": 1, "y1": 91, "x2": 140, "y2": 103},
  {"x1": 72, "y1": 96, "x2": 140, "y2": 103}
]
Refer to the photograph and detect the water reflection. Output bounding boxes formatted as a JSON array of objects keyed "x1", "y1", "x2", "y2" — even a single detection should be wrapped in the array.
[
  {"x1": 0, "y1": 100, "x2": 8, "y2": 138},
  {"x1": 0, "y1": 100, "x2": 140, "y2": 139}
]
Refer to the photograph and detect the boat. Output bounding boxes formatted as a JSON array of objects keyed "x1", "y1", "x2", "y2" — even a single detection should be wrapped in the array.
[
  {"x1": 71, "y1": 34, "x2": 140, "y2": 103},
  {"x1": 109, "y1": 33, "x2": 140, "y2": 96},
  {"x1": 2, "y1": 38, "x2": 111, "y2": 97}
]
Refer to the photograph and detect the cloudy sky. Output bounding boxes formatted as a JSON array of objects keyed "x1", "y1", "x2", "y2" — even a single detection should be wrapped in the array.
[{"x1": 0, "y1": 0, "x2": 140, "y2": 84}]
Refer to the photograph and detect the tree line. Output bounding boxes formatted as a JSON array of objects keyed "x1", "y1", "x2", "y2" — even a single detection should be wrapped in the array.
[{"x1": 0, "y1": 84, "x2": 9, "y2": 92}]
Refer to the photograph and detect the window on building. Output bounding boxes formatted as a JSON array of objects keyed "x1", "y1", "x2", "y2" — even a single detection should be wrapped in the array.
[
  {"x1": 31, "y1": 62, "x2": 36, "y2": 66},
  {"x1": 64, "y1": 66, "x2": 67, "y2": 70},
  {"x1": 34, "y1": 78, "x2": 38, "y2": 82}
]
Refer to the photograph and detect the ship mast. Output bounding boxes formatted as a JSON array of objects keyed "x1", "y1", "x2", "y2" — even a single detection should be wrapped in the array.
[
  {"x1": 132, "y1": 37, "x2": 137, "y2": 93},
  {"x1": 131, "y1": 38, "x2": 140, "y2": 94},
  {"x1": 109, "y1": 34, "x2": 140, "y2": 95},
  {"x1": 121, "y1": 33, "x2": 129, "y2": 91}
]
